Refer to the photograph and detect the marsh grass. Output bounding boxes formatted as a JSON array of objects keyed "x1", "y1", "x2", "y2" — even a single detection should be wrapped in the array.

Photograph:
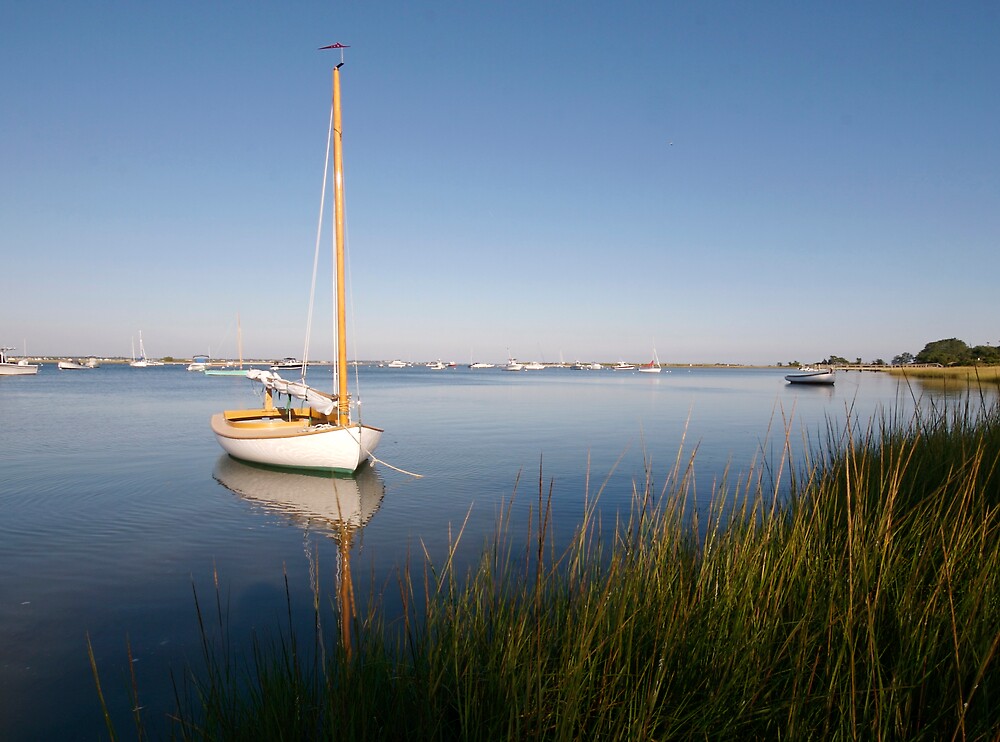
[
  {"x1": 96, "y1": 399, "x2": 1000, "y2": 739},
  {"x1": 887, "y1": 365, "x2": 1000, "y2": 385}
]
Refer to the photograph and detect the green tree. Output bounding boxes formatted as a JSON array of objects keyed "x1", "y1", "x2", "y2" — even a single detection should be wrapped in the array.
[
  {"x1": 892, "y1": 352, "x2": 914, "y2": 365},
  {"x1": 971, "y1": 345, "x2": 1000, "y2": 365},
  {"x1": 915, "y1": 338, "x2": 972, "y2": 366}
]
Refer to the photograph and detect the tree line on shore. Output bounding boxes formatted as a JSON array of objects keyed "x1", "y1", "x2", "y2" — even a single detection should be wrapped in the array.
[{"x1": 781, "y1": 336, "x2": 999, "y2": 368}]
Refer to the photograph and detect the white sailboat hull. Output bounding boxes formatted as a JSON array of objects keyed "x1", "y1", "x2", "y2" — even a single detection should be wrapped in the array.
[{"x1": 212, "y1": 413, "x2": 382, "y2": 473}]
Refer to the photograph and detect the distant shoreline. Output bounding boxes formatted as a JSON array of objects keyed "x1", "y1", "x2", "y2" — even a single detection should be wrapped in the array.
[{"x1": 17, "y1": 360, "x2": 1000, "y2": 380}]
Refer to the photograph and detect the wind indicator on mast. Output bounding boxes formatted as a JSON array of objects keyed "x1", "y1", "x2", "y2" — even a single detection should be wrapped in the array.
[{"x1": 319, "y1": 42, "x2": 350, "y2": 64}]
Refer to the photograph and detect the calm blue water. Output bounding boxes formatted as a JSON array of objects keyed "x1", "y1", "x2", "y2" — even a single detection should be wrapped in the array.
[{"x1": 0, "y1": 363, "x2": 966, "y2": 738}]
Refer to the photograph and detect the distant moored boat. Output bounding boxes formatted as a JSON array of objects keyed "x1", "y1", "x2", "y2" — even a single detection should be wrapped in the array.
[
  {"x1": 784, "y1": 367, "x2": 836, "y2": 385},
  {"x1": 0, "y1": 347, "x2": 39, "y2": 375}
]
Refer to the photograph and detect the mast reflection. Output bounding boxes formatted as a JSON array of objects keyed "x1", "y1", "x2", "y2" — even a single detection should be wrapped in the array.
[{"x1": 213, "y1": 455, "x2": 385, "y2": 657}]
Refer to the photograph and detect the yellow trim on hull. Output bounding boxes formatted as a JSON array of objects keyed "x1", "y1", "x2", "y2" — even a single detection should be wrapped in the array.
[{"x1": 211, "y1": 412, "x2": 383, "y2": 441}]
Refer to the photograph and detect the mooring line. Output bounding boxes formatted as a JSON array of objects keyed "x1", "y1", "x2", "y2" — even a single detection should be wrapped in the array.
[{"x1": 366, "y1": 454, "x2": 423, "y2": 478}]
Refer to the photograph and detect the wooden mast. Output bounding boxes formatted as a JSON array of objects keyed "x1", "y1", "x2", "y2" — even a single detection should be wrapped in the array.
[{"x1": 332, "y1": 64, "x2": 349, "y2": 425}]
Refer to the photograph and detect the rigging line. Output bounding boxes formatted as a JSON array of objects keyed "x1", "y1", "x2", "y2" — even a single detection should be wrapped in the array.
[
  {"x1": 302, "y1": 98, "x2": 336, "y2": 383},
  {"x1": 365, "y1": 454, "x2": 424, "y2": 479},
  {"x1": 210, "y1": 315, "x2": 238, "y2": 362}
]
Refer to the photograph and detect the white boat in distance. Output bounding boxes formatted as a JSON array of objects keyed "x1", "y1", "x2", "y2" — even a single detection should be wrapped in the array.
[
  {"x1": 212, "y1": 56, "x2": 382, "y2": 473},
  {"x1": 469, "y1": 361, "x2": 495, "y2": 369},
  {"x1": 386, "y1": 359, "x2": 408, "y2": 368},
  {"x1": 0, "y1": 347, "x2": 39, "y2": 375},
  {"x1": 612, "y1": 361, "x2": 636, "y2": 371},
  {"x1": 784, "y1": 366, "x2": 836, "y2": 385},
  {"x1": 271, "y1": 357, "x2": 305, "y2": 372},
  {"x1": 523, "y1": 361, "x2": 546, "y2": 370},
  {"x1": 58, "y1": 359, "x2": 93, "y2": 370}
]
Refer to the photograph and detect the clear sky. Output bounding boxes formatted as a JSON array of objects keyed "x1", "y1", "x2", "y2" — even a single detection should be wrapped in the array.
[{"x1": 3, "y1": 2, "x2": 998, "y2": 365}]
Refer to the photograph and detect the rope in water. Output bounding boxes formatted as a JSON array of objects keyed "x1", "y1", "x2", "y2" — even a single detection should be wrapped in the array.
[
  {"x1": 345, "y1": 424, "x2": 423, "y2": 478},
  {"x1": 365, "y1": 454, "x2": 423, "y2": 479}
]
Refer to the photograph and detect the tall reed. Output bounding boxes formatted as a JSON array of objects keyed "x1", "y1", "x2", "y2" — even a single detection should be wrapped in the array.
[{"x1": 102, "y1": 398, "x2": 1000, "y2": 739}]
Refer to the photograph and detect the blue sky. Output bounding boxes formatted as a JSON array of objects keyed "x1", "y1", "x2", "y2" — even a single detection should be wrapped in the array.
[{"x1": 3, "y1": 1, "x2": 998, "y2": 365}]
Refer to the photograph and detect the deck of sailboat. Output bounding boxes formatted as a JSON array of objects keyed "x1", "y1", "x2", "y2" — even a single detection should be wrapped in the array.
[{"x1": 211, "y1": 409, "x2": 382, "y2": 440}]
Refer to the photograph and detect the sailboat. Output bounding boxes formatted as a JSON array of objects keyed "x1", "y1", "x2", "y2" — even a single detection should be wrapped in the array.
[
  {"x1": 211, "y1": 55, "x2": 382, "y2": 473},
  {"x1": 205, "y1": 314, "x2": 250, "y2": 376},
  {"x1": 130, "y1": 331, "x2": 163, "y2": 367},
  {"x1": 638, "y1": 348, "x2": 664, "y2": 374}
]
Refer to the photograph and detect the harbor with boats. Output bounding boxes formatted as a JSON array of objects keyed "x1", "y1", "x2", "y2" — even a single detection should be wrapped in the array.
[{"x1": 2, "y1": 359, "x2": 994, "y2": 738}]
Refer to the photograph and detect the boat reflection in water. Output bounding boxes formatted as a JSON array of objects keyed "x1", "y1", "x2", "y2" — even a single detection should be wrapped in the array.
[{"x1": 212, "y1": 455, "x2": 384, "y2": 656}]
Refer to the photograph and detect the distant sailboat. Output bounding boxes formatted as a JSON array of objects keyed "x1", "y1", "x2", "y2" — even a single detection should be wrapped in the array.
[
  {"x1": 638, "y1": 348, "x2": 664, "y2": 374},
  {"x1": 211, "y1": 56, "x2": 382, "y2": 473},
  {"x1": 130, "y1": 331, "x2": 163, "y2": 367},
  {"x1": 205, "y1": 314, "x2": 249, "y2": 376}
]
